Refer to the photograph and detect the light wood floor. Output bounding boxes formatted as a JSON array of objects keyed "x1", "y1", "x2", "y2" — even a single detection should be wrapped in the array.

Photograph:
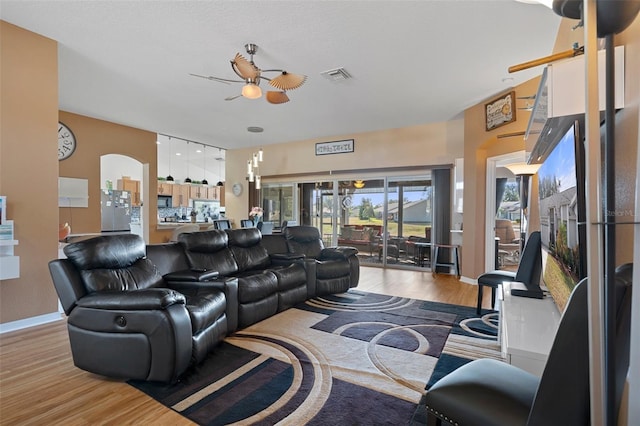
[{"x1": 0, "y1": 266, "x2": 486, "y2": 425}]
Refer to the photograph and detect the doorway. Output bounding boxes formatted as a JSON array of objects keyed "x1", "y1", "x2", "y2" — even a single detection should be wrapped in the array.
[
  {"x1": 485, "y1": 151, "x2": 526, "y2": 272},
  {"x1": 100, "y1": 154, "x2": 145, "y2": 239},
  {"x1": 299, "y1": 172, "x2": 443, "y2": 270}
]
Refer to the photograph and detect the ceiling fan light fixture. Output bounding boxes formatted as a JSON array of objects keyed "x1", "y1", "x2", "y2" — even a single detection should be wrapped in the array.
[
  {"x1": 242, "y1": 82, "x2": 262, "y2": 99},
  {"x1": 354, "y1": 180, "x2": 366, "y2": 189},
  {"x1": 193, "y1": 43, "x2": 306, "y2": 104}
]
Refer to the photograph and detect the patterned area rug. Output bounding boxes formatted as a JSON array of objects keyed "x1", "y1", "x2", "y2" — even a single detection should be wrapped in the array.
[{"x1": 129, "y1": 290, "x2": 502, "y2": 425}]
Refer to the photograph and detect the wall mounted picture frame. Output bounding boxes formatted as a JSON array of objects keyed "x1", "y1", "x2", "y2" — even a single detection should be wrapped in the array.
[
  {"x1": 485, "y1": 91, "x2": 516, "y2": 131},
  {"x1": 315, "y1": 139, "x2": 354, "y2": 156}
]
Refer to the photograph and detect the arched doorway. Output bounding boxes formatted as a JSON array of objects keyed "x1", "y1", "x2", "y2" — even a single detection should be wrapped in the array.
[{"x1": 100, "y1": 154, "x2": 145, "y2": 239}]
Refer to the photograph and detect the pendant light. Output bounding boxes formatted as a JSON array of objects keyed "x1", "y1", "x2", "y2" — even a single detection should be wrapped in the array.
[
  {"x1": 216, "y1": 148, "x2": 224, "y2": 186},
  {"x1": 201, "y1": 145, "x2": 208, "y2": 185},
  {"x1": 166, "y1": 137, "x2": 174, "y2": 181},
  {"x1": 184, "y1": 141, "x2": 192, "y2": 183}
]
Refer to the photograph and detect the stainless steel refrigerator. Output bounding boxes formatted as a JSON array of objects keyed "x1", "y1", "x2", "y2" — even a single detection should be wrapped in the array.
[{"x1": 101, "y1": 189, "x2": 131, "y2": 232}]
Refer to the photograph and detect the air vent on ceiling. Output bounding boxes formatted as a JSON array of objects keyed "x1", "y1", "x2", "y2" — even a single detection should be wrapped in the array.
[{"x1": 320, "y1": 67, "x2": 352, "y2": 82}]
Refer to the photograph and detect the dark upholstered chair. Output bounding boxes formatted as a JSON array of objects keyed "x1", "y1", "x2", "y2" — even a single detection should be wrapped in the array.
[
  {"x1": 213, "y1": 219, "x2": 231, "y2": 230},
  {"x1": 240, "y1": 219, "x2": 254, "y2": 228},
  {"x1": 476, "y1": 231, "x2": 542, "y2": 314},
  {"x1": 422, "y1": 266, "x2": 633, "y2": 426},
  {"x1": 284, "y1": 225, "x2": 359, "y2": 295},
  {"x1": 49, "y1": 234, "x2": 229, "y2": 383}
]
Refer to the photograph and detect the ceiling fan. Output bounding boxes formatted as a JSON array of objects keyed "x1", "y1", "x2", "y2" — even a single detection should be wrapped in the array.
[{"x1": 190, "y1": 43, "x2": 307, "y2": 104}]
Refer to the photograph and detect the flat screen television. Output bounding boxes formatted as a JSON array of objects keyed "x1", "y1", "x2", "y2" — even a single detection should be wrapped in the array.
[{"x1": 532, "y1": 116, "x2": 587, "y2": 312}]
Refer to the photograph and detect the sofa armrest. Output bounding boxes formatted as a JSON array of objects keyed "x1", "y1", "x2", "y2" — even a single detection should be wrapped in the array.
[
  {"x1": 320, "y1": 246, "x2": 359, "y2": 259},
  {"x1": 163, "y1": 268, "x2": 220, "y2": 282},
  {"x1": 76, "y1": 288, "x2": 186, "y2": 310},
  {"x1": 167, "y1": 278, "x2": 239, "y2": 333}
]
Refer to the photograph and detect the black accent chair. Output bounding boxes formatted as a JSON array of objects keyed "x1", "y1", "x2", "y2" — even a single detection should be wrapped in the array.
[
  {"x1": 422, "y1": 265, "x2": 632, "y2": 426},
  {"x1": 476, "y1": 231, "x2": 542, "y2": 314},
  {"x1": 283, "y1": 225, "x2": 360, "y2": 295},
  {"x1": 48, "y1": 234, "x2": 230, "y2": 383},
  {"x1": 240, "y1": 219, "x2": 254, "y2": 228},
  {"x1": 213, "y1": 219, "x2": 231, "y2": 230}
]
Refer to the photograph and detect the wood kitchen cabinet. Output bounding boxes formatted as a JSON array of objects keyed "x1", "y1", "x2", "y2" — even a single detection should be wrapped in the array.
[
  {"x1": 213, "y1": 185, "x2": 225, "y2": 205},
  {"x1": 190, "y1": 185, "x2": 207, "y2": 200},
  {"x1": 117, "y1": 177, "x2": 141, "y2": 206},
  {"x1": 207, "y1": 186, "x2": 220, "y2": 201},
  {"x1": 172, "y1": 184, "x2": 190, "y2": 207},
  {"x1": 157, "y1": 182, "x2": 173, "y2": 196}
]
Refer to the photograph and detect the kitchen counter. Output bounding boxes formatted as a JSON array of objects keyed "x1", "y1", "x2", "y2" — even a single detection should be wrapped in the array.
[{"x1": 156, "y1": 222, "x2": 214, "y2": 230}]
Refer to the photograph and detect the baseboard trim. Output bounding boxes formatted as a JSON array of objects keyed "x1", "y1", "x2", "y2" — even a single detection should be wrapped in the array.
[
  {"x1": 0, "y1": 312, "x2": 64, "y2": 334},
  {"x1": 460, "y1": 275, "x2": 477, "y2": 285}
]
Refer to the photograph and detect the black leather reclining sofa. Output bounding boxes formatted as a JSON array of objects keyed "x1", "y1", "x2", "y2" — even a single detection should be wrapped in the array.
[{"x1": 49, "y1": 226, "x2": 359, "y2": 383}]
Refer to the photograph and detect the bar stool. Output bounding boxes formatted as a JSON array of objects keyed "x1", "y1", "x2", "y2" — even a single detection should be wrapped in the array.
[{"x1": 432, "y1": 244, "x2": 460, "y2": 279}]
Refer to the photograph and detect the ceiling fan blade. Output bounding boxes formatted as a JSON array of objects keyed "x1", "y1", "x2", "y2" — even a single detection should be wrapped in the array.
[
  {"x1": 269, "y1": 72, "x2": 307, "y2": 91},
  {"x1": 225, "y1": 94, "x2": 242, "y2": 101},
  {"x1": 266, "y1": 91, "x2": 290, "y2": 104},
  {"x1": 189, "y1": 73, "x2": 242, "y2": 84},
  {"x1": 232, "y1": 53, "x2": 260, "y2": 79}
]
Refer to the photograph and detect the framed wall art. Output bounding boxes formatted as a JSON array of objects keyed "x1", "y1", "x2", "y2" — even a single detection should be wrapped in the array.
[
  {"x1": 315, "y1": 139, "x2": 354, "y2": 156},
  {"x1": 485, "y1": 91, "x2": 516, "y2": 131}
]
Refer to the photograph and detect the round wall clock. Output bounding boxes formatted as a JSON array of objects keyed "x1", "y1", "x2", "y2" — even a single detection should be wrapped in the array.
[
  {"x1": 58, "y1": 122, "x2": 77, "y2": 161},
  {"x1": 232, "y1": 182, "x2": 243, "y2": 196}
]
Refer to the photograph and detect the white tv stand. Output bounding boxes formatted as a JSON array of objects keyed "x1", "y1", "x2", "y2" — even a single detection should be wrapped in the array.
[{"x1": 499, "y1": 281, "x2": 562, "y2": 376}]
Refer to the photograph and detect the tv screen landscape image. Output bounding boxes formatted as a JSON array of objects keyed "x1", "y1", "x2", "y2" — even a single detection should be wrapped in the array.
[{"x1": 536, "y1": 121, "x2": 586, "y2": 312}]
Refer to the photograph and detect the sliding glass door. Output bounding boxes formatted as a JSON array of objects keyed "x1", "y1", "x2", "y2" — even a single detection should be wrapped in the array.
[
  {"x1": 383, "y1": 176, "x2": 433, "y2": 267},
  {"x1": 260, "y1": 168, "x2": 451, "y2": 270},
  {"x1": 261, "y1": 183, "x2": 296, "y2": 230}
]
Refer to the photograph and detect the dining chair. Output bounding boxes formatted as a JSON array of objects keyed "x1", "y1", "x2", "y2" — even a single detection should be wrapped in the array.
[
  {"x1": 476, "y1": 231, "x2": 542, "y2": 314},
  {"x1": 213, "y1": 219, "x2": 231, "y2": 230}
]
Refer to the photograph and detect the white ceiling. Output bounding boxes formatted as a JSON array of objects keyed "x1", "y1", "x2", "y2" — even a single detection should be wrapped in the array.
[{"x1": 1, "y1": 0, "x2": 562, "y2": 153}]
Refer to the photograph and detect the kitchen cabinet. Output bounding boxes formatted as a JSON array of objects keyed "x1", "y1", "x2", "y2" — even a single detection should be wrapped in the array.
[
  {"x1": 216, "y1": 185, "x2": 225, "y2": 205},
  {"x1": 157, "y1": 182, "x2": 173, "y2": 196},
  {"x1": 117, "y1": 177, "x2": 141, "y2": 206},
  {"x1": 173, "y1": 184, "x2": 190, "y2": 207},
  {"x1": 190, "y1": 185, "x2": 208, "y2": 200},
  {"x1": 207, "y1": 186, "x2": 220, "y2": 201}
]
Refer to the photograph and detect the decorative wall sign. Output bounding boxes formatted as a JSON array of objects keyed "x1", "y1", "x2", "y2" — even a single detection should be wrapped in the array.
[
  {"x1": 315, "y1": 139, "x2": 354, "y2": 156},
  {"x1": 485, "y1": 91, "x2": 516, "y2": 131}
]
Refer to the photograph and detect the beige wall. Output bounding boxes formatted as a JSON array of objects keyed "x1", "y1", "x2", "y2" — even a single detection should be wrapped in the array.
[
  {"x1": 0, "y1": 21, "x2": 60, "y2": 323},
  {"x1": 461, "y1": 77, "x2": 541, "y2": 279},
  {"x1": 57, "y1": 112, "x2": 162, "y2": 242},
  {"x1": 225, "y1": 120, "x2": 464, "y2": 224}
]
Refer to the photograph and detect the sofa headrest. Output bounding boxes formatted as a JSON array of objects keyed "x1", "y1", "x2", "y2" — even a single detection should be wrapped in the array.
[
  {"x1": 284, "y1": 225, "x2": 321, "y2": 242},
  {"x1": 64, "y1": 234, "x2": 146, "y2": 270},
  {"x1": 179, "y1": 229, "x2": 228, "y2": 253},
  {"x1": 226, "y1": 228, "x2": 262, "y2": 248}
]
